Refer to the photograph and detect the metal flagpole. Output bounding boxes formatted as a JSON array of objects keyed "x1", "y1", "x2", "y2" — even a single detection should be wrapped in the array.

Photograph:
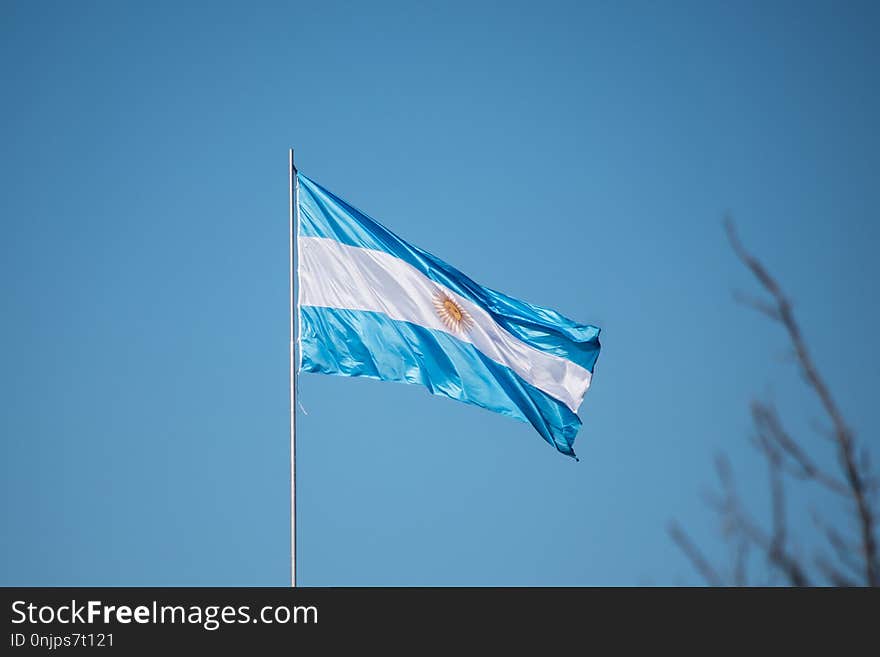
[{"x1": 289, "y1": 148, "x2": 297, "y2": 587}]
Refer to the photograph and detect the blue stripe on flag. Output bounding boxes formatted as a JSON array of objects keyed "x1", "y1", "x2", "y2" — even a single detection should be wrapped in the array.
[
  {"x1": 299, "y1": 305, "x2": 583, "y2": 457},
  {"x1": 298, "y1": 173, "x2": 601, "y2": 374}
]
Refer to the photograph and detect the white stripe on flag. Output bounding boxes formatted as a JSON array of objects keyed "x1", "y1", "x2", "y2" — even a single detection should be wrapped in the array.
[{"x1": 297, "y1": 236, "x2": 591, "y2": 412}]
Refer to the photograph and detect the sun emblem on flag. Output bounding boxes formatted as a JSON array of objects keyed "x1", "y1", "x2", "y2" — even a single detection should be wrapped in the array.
[{"x1": 433, "y1": 290, "x2": 473, "y2": 334}]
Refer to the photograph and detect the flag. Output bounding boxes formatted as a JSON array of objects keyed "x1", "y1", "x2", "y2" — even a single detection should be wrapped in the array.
[{"x1": 295, "y1": 173, "x2": 601, "y2": 458}]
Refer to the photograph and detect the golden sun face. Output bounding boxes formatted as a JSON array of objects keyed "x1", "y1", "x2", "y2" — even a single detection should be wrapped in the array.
[{"x1": 432, "y1": 291, "x2": 473, "y2": 334}]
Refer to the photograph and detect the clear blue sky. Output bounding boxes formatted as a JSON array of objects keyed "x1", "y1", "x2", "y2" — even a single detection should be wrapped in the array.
[{"x1": 2, "y1": 0, "x2": 877, "y2": 585}]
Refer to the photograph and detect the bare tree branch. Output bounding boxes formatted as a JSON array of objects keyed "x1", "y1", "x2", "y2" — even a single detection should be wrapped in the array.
[
  {"x1": 733, "y1": 537, "x2": 749, "y2": 586},
  {"x1": 713, "y1": 450, "x2": 812, "y2": 586},
  {"x1": 815, "y1": 556, "x2": 859, "y2": 587},
  {"x1": 811, "y1": 510, "x2": 865, "y2": 578},
  {"x1": 732, "y1": 290, "x2": 782, "y2": 322},
  {"x1": 733, "y1": 509, "x2": 812, "y2": 587},
  {"x1": 725, "y1": 218, "x2": 878, "y2": 586},
  {"x1": 751, "y1": 401, "x2": 850, "y2": 497},
  {"x1": 668, "y1": 522, "x2": 724, "y2": 586},
  {"x1": 672, "y1": 219, "x2": 878, "y2": 586}
]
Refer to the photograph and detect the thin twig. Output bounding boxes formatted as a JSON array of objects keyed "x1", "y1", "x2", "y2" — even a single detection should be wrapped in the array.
[
  {"x1": 725, "y1": 218, "x2": 878, "y2": 586},
  {"x1": 714, "y1": 451, "x2": 811, "y2": 586},
  {"x1": 733, "y1": 538, "x2": 749, "y2": 586},
  {"x1": 732, "y1": 290, "x2": 781, "y2": 321},
  {"x1": 815, "y1": 556, "x2": 858, "y2": 587},
  {"x1": 751, "y1": 401, "x2": 850, "y2": 497},
  {"x1": 669, "y1": 522, "x2": 724, "y2": 586},
  {"x1": 811, "y1": 510, "x2": 865, "y2": 578}
]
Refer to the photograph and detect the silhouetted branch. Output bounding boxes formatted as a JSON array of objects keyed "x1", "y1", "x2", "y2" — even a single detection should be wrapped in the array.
[
  {"x1": 751, "y1": 401, "x2": 850, "y2": 497},
  {"x1": 725, "y1": 218, "x2": 878, "y2": 586},
  {"x1": 671, "y1": 219, "x2": 878, "y2": 586},
  {"x1": 732, "y1": 290, "x2": 781, "y2": 322},
  {"x1": 811, "y1": 511, "x2": 865, "y2": 578},
  {"x1": 733, "y1": 538, "x2": 749, "y2": 586},
  {"x1": 815, "y1": 556, "x2": 858, "y2": 587},
  {"x1": 710, "y1": 451, "x2": 811, "y2": 586},
  {"x1": 668, "y1": 522, "x2": 723, "y2": 586}
]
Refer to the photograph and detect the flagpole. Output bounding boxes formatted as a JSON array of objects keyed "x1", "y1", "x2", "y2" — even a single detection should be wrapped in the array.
[{"x1": 289, "y1": 147, "x2": 297, "y2": 588}]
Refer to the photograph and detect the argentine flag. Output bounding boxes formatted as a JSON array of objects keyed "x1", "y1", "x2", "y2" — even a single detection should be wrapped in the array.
[{"x1": 295, "y1": 173, "x2": 601, "y2": 458}]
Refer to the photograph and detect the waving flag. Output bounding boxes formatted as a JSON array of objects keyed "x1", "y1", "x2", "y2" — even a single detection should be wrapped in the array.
[{"x1": 295, "y1": 173, "x2": 601, "y2": 458}]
